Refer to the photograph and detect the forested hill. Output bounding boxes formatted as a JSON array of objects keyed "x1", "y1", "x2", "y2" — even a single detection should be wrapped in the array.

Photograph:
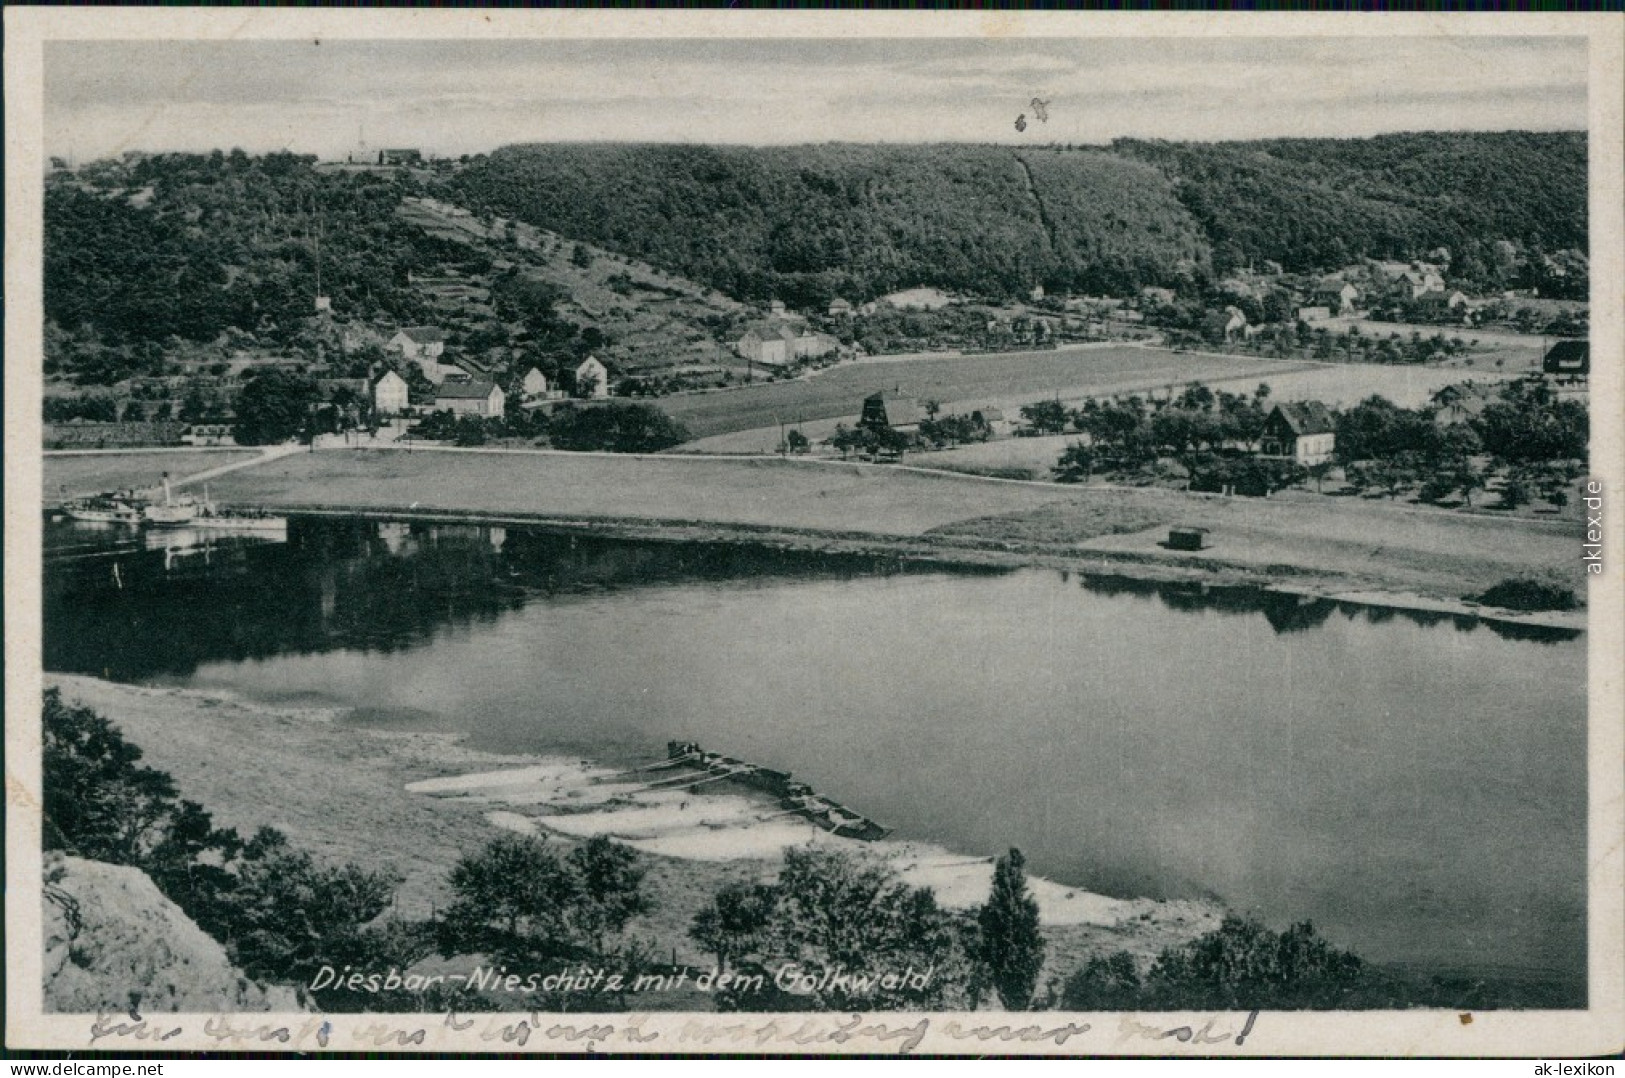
[
  {"x1": 450, "y1": 132, "x2": 1586, "y2": 306},
  {"x1": 1110, "y1": 131, "x2": 1587, "y2": 277},
  {"x1": 450, "y1": 144, "x2": 1212, "y2": 306}
]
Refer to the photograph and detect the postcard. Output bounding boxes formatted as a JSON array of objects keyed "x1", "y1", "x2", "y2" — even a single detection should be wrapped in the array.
[{"x1": 6, "y1": 8, "x2": 1621, "y2": 1057}]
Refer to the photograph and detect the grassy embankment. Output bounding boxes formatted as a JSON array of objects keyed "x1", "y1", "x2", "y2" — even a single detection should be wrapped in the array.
[
  {"x1": 42, "y1": 674, "x2": 1217, "y2": 1002},
  {"x1": 44, "y1": 450, "x2": 259, "y2": 497},
  {"x1": 46, "y1": 447, "x2": 1585, "y2": 626}
]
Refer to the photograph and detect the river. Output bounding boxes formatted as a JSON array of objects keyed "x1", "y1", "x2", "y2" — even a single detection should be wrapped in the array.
[{"x1": 43, "y1": 515, "x2": 1587, "y2": 1000}]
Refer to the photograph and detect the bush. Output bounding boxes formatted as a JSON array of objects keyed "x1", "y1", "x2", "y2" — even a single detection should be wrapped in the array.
[
  {"x1": 1471, "y1": 574, "x2": 1579, "y2": 612},
  {"x1": 547, "y1": 402, "x2": 690, "y2": 453}
]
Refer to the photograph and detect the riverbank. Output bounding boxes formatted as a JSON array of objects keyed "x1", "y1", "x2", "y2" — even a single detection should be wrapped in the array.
[
  {"x1": 41, "y1": 674, "x2": 1221, "y2": 1004},
  {"x1": 126, "y1": 447, "x2": 1591, "y2": 632}
]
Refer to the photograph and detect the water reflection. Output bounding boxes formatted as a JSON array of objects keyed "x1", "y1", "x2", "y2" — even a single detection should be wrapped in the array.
[{"x1": 1074, "y1": 573, "x2": 1581, "y2": 643}]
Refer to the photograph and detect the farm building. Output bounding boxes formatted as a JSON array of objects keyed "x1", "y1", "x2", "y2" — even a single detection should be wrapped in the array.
[
  {"x1": 574, "y1": 356, "x2": 611, "y2": 399},
  {"x1": 1398, "y1": 268, "x2": 1446, "y2": 300},
  {"x1": 1311, "y1": 278, "x2": 1360, "y2": 314},
  {"x1": 860, "y1": 390, "x2": 921, "y2": 432},
  {"x1": 433, "y1": 380, "x2": 506, "y2": 418},
  {"x1": 390, "y1": 327, "x2": 447, "y2": 362},
  {"x1": 522, "y1": 368, "x2": 551, "y2": 400},
  {"x1": 971, "y1": 407, "x2": 1009, "y2": 435},
  {"x1": 1430, "y1": 382, "x2": 1493, "y2": 427},
  {"x1": 1203, "y1": 306, "x2": 1249, "y2": 343},
  {"x1": 1414, "y1": 290, "x2": 1471, "y2": 318},
  {"x1": 828, "y1": 297, "x2": 854, "y2": 318},
  {"x1": 1542, "y1": 340, "x2": 1589, "y2": 383},
  {"x1": 373, "y1": 371, "x2": 410, "y2": 416},
  {"x1": 1257, "y1": 402, "x2": 1336, "y2": 466}
]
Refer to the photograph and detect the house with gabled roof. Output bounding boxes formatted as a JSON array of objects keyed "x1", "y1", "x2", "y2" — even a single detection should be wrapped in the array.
[
  {"x1": 860, "y1": 390, "x2": 921, "y2": 432},
  {"x1": 389, "y1": 326, "x2": 447, "y2": 361},
  {"x1": 1258, "y1": 401, "x2": 1337, "y2": 466},
  {"x1": 574, "y1": 356, "x2": 610, "y2": 398},
  {"x1": 1312, "y1": 278, "x2": 1360, "y2": 314},
  {"x1": 1542, "y1": 340, "x2": 1589, "y2": 383},
  {"x1": 1430, "y1": 382, "x2": 1493, "y2": 427},
  {"x1": 433, "y1": 380, "x2": 505, "y2": 418}
]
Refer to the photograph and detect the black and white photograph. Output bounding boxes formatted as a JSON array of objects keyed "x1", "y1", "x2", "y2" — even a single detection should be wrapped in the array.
[{"x1": 5, "y1": 9, "x2": 1622, "y2": 1057}]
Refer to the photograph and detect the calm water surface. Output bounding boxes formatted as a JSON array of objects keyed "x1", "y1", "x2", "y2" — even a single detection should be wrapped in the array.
[{"x1": 44, "y1": 517, "x2": 1586, "y2": 992}]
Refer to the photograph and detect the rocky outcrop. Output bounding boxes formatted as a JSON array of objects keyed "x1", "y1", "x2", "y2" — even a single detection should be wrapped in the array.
[{"x1": 44, "y1": 854, "x2": 301, "y2": 1013}]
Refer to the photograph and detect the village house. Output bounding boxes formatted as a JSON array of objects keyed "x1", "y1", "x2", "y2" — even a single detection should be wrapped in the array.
[
  {"x1": 1414, "y1": 289, "x2": 1472, "y2": 320},
  {"x1": 827, "y1": 297, "x2": 854, "y2": 318},
  {"x1": 1311, "y1": 278, "x2": 1360, "y2": 314},
  {"x1": 793, "y1": 328, "x2": 839, "y2": 360},
  {"x1": 768, "y1": 299, "x2": 788, "y2": 317},
  {"x1": 1258, "y1": 402, "x2": 1337, "y2": 466},
  {"x1": 1398, "y1": 268, "x2": 1446, "y2": 300},
  {"x1": 373, "y1": 370, "x2": 410, "y2": 416},
  {"x1": 434, "y1": 380, "x2": 506, "y2": 418},
  {"x1": 390, "y1": 327, "x2": 447, "y2": 362},
  {"x1": 1294, "y1": 305, "x2": 1333, "y2": 323},
  {"x1": 574, "y1": 356, "x2": 611, "y2": 398},
  {"x1": 521, "y1": 367, "x2": 550, "y2": 400},
  {"x1": 1542, "y1": 340, "x2": 1589, "y2": 384},
  {"x1": 860, "y1": 390, "x2": 921, "y2": 432},
  {"x1": 1430, "y1": 382, "x2": 1494, "y2": 427},
  {"x1": 970, "y1": 407, "x2": 1009, "y2": 436},
  {"x1": 1204, "y1": 306, "x2": 1249, "y2": 343},
  {"x1": 735, "y1": 323, "x2": 799, "y2": 367}
]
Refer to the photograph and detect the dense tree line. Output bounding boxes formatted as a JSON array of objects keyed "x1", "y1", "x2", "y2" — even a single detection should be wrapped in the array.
[
  {"x1": 450, "y1": 133, "x2": 1584, "y2": 308},
  {"x1": 1112, "y1": 131, "x2": 1586, "y2": 280},
  {"x1": 451, "y1": 143, "x2": 1208, "y2": 307}
]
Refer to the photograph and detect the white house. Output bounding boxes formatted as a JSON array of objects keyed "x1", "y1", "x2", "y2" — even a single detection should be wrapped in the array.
[
  {"x1": 522, "y1": 367, "x2": 550, "y2": 399},
  {"x1": 434, "y1": 380, "x2": 505, "y2": 418},
  {"x1": 574, "y1": 356, "x2": 610, "y2": 398},
  {"x1": 389, "y1": 326, "x2": 447, "y2": 362},
  {"x1": 1259, "y1": 402, "x2": 1337, "y2": 467},
  {"x1": 373, "y1": 370, "x2": 410, "y2": 416}
]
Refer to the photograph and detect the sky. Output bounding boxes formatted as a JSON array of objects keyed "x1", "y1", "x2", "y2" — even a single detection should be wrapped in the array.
[{"x1": 44, "y1": 36, "x2": 1587, "y2": 162}]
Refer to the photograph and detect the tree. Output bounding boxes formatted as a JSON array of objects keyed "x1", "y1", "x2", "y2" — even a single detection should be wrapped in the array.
[
  {"x1": 1019, "y1": 399, "x2": 1069, "y2": 435},
  {"x1": 233, "y1": 368, "x2": 318, "y2": 445},
  {"x1": 567, "y1": 835, "x2": 650, "y2": 957},
  {"x1": 439, "y1": 834, "x2": 583, "y2": 961},
  {"x1": 689, "y1": 881, "x2": 775, "y2": 971},
  {"x1": 1060, "y1": 952, "x2": 1142, "y2": 1010},
  {"x1": 43, "y1": 687, "x2": 189, "y2": 864},
  {"x1": 785, "y1": 428, "x2": 810, "y2": 454},
  {"x1": 439, "y1": 833, "x2": 648, "y2": 963},
  {"x1": 977, "y1": 848, "x2": 1045, "y2": 1011},
  {"x1": 1144, "y1": 914, "x2": 1364, "y2": 1010},
  {"x1": 713, "y1": 848, "x2": 971, "y2": 1011},
  {"x1": 217, "y1": 827, "x2": 400, "y2": 987}
]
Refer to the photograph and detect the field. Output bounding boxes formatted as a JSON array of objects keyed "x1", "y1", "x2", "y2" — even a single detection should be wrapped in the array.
[
  {"x1": 155, "y1": 447, "x2": 1587, "y2": 619},
  {"x1": 658, "y1": 345, "x2": 1309, "y2": 440},
  {"x1": 44, "y1": 449, "x2": 259, "y2": 498},
  {"x1": 195, "y1": 448, "x2": 1073, "y2": 537},
  {"x1": 678, "y1": 353, "x2": 1522, "y2": 456}
]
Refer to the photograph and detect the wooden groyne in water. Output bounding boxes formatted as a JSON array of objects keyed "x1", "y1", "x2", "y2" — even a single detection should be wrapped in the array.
[{"x1": 664, "y1": 740, "x2": 891, "y2": 841}]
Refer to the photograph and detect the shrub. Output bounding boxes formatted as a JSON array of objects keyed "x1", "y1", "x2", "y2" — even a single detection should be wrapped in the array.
[{"x1": 1471, "y1": 574, "x2": 1580, "y2": 612}]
